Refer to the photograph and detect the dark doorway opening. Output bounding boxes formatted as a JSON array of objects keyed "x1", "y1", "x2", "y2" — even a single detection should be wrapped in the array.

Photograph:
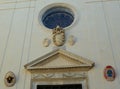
[{"x1": 37, "y1": 84, "x2": 82, "y2": 89}]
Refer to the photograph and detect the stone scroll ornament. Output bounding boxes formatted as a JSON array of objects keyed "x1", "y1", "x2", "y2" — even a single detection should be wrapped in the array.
[
  {"x1": 52, "y1": 26, "x2": 65, "y2": 46},
  {"x1": 104, "y1": 65, "x2": 116, "y2": 81},
  {"x1": 68, "y1": 35, "x2": 75, "y2": 46},
  {"x1": 43, "y1": 38, "x2": 50, "y2": 47},
  {"x1": 4, "y1": 71, "x2": 16, "y2": 87}
]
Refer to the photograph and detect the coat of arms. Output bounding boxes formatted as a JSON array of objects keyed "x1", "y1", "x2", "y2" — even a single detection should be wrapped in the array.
[{"x1": 53, "y1": 26, "x2": 65, "y2": 46}]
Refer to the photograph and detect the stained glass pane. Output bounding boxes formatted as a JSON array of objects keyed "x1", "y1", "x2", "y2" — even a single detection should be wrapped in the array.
[{"x1": 42, "y1": 7, "x2": 74, "y2": 29}]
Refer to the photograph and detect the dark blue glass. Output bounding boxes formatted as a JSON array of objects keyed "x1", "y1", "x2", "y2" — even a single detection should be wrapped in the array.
[{"x1": 42, "y1": 7, "x2": 74, "y2": 29}]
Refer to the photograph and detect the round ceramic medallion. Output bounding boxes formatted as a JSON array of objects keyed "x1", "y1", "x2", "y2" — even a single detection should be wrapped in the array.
[{"x1": 104, "y1": 66, "x2": 115, "y2": 81}]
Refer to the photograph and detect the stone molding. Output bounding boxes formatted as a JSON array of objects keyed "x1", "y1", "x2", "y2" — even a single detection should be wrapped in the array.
[
  {"x1": 32, "y1": 72, "x2": 87, "y2": 80},
  {"x1": 24, "y1": 49, "x2": 94, "y2": 71}
]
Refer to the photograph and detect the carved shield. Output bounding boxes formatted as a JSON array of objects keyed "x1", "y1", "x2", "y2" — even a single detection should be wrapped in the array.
[{"x1": 53, "y1": 26, "x2": 65, "y2": 46}]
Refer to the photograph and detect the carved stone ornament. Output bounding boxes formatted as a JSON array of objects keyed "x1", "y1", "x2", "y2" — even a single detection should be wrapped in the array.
[
  {"x1": 53, "y1": 26, "x2": 65, "y2": 46},
  {"x1": 24, "y1": 49, "x2": 95, "y2": 89},
  {"x1": 43, "y1": 38, "x2": 50, "y2": 47},
  {"x1": 68, "y1": 35, "x2": 75, "y2": 46},
  {"x1": 32, "y1": 72, "x2": 87, "y2": 80},
  {"x1": 4, "y1": 71, "x2": 16, "y2": 87}
]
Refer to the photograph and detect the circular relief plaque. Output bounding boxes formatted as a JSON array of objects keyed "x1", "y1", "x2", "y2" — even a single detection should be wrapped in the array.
[{"x1": 4, "y1": 71, "x2": 16, "y2": 87}]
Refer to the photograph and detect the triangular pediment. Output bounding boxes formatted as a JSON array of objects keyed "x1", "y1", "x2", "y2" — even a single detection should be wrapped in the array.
[{"x1": 24, "y1": 49, "x2": 94, "y2": 71}]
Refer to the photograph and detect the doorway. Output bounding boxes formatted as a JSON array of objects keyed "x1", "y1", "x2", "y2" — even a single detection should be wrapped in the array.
[{"x1": 37, "y1": 84, "x2": 82, "y2": 89}]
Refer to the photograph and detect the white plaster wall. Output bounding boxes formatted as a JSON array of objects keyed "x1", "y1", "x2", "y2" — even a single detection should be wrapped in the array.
[{"x1": 0, "y1": 0, "x2": 120, "y2": 89}]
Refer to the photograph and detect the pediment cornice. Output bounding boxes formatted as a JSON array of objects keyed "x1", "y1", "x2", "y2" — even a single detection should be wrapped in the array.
[{"x1": 24, "y1": 49, "x2": 94, "y2": 71}]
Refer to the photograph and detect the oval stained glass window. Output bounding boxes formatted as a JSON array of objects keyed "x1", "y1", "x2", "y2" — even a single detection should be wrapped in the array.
[{"x1": 42, "y1": 6, "x2": 74, "y2": 29}]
